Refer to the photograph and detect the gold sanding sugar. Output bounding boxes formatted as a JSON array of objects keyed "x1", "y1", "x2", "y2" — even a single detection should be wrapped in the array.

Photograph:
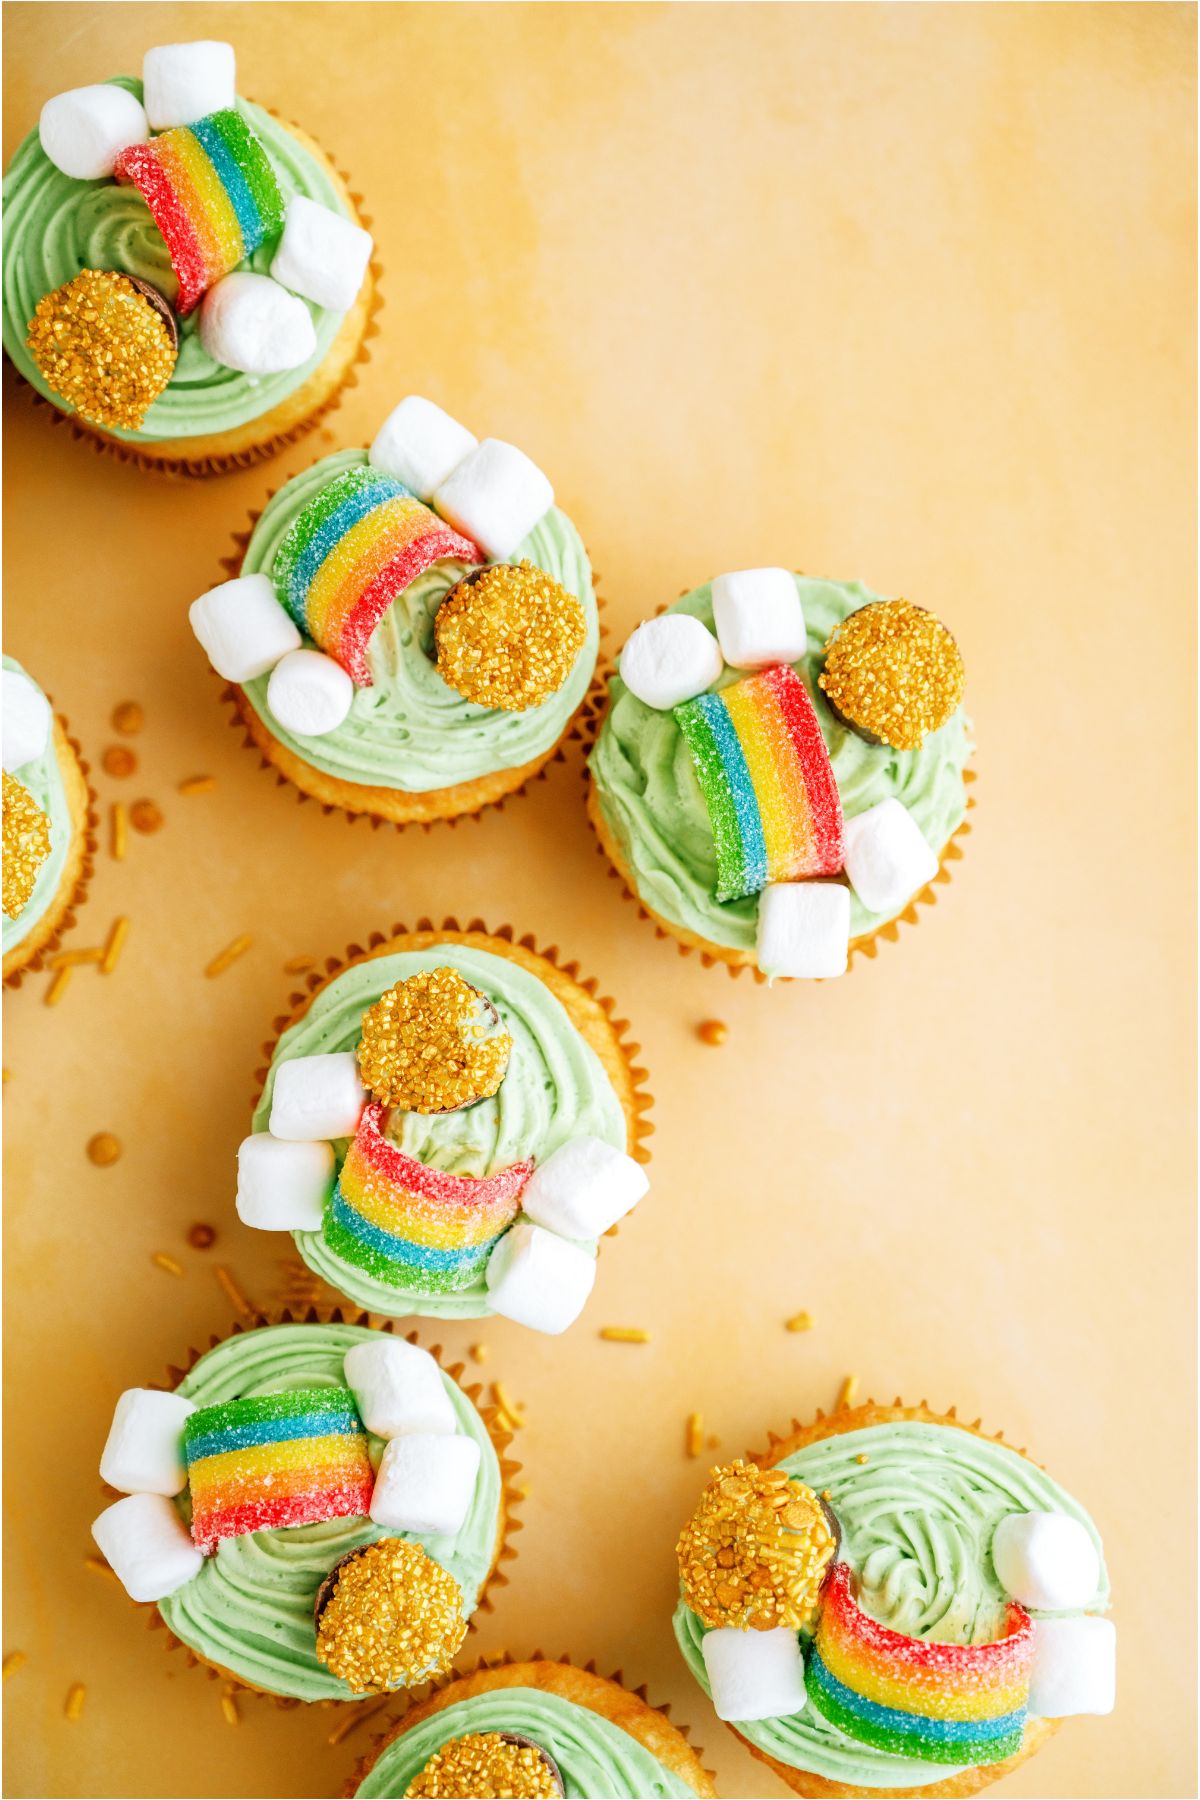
[
  {"x1": 676, "y1": 1460, "x2": 836, "y2": 1632},
  {"x1": 315, "y1": 1541, "x2": 465, "y2": 1694},
  {"x1": 818, "y1": 599, "x2": 964, "y2": 752},
  {"x1": 357, "y1": 967, "x2": 512, "y2": 1113},
  {"x1": 26, "y1": 270, "x2": 177, "y2": 432},
  {"x1": 434, "y1": 562, "x2": 586, "y2": 712},
  {"x1": 2, "y1": 772, "x2": 51, "y2": 919},
  {"x1": 405, "y1": 1733, "x2": 561, "y2": 1799}
]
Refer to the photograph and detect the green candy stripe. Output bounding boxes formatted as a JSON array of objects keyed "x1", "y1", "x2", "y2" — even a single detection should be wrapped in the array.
[
  {"x1": 210, "y1": 109, "x2": 284, "y2": 233},
  {"x1": 805, "y1": 1662, "x2": 1023, "y2": 1767},
  {"x1": 674, "y1": 701, "x2": 746, "y2": 897},
  {"x1": 184, "y1": 1386, "x2": 352, "y2": 1436}
]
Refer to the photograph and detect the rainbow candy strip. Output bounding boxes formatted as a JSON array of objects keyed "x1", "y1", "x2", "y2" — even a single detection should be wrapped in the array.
[
  {"x1": 115, "y1": 111, "x2": 284, "y2": 314},
  {"x1": 273, "y1": 467, "x2": 481, "y2": 686},
  {"x1": 182, "y1": 1387, "x2": 373, "y2": 1553},
  {"x1": 674, "y1": 664, "x2": 844, "y2": 902},
  {"x1": 806, "y1": 1564, "x2": 1034, "y2": 1766},
  {"x1": 324, "y1": 1102, "x2": 531, "y2": 1294}
]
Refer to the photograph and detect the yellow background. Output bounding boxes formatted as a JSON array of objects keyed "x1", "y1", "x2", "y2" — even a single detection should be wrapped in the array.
[{"x1": 3, "y1": 4, "x2": 1195, "y2": 1796}]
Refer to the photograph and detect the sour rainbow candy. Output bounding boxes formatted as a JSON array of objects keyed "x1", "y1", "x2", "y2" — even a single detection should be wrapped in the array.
[
  {"x1": 273, "y1": 467, "x2": 481, "y2": 685},
  {"x1": 806, "y1": 1563, "x2": 1034, "y2": 1766},
  {"x1": 674, "y1": 664, "x2": 844, "y2": 902}
]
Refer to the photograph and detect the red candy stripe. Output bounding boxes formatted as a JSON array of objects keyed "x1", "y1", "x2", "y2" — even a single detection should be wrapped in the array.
[
  {"x1": 194, "y1": 1479, "x2": 375, "y2": 1553},
  {"x1": 765, "y1": 663, "x2": 845, "y2": 874},
  {"x1": 822, "y1": 1564, "x2": 1034, "y2": 1677},
  {"x1": 114, "y1": 142, "x2": 210, "y2": 314},
  {"x1": 338, "y1": 524, "x2": 481, "y2": 686},
  {"x1": 356, "y1": 1102, "x2": 533, "y2": 1208}
]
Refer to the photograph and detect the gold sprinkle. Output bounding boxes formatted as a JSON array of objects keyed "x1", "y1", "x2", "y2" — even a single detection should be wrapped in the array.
[
  {"x1": 44, "y1": 965, "x2": 72, "y2": 1007},
  {"x1": 469, "y1": 1343, "x2": 489, "y2": 1363},
  {"x1": 357, "y1": 967, "x2": 511, "y2": 1113},
  {"x1": 282, "y1": 954, "x2": 316, "y2": 974},
  {"x1": 188, "y1": 1222, "x2": 217, "y2": 1251},
  {"x1": 707, "y1": 1434, "x2": 720, "y2": 1449},
  {"x1": 818, "y1": 599, "x2": 964, "y2": 751},
  {"x1": 26, "y1": 270, "x2": 177, "y2": 432},
  {"x1": 112, "y1": 701, "x2": 144, "y2": 736},
  {"x1": 836, "y1": 1374, "x2": 859, "y2": 1411},
  {"x1": 686, "y1": 1412, "x2": 704, "y2": 1458},
  {"x1": 64, "y1": 1682, "x2": 86, "y2": 1721},
  {"x1": 205, "y1": 934, "x2": 252, "y2": 978},
  {"x1": 2, "y1": 772, "x2": 51, "y2": 918},
  {"x1": 677, "y1": 1460, "x2": 836, "y2": 1631},
  {"x1": 220, "y1": 1692, "x2": 239, "y2": 1727},
  {"x1": 47, "y1": 946, "x2": 102, "y2": 968},
  {"x1": 405, "y1": 1731, "x2": 561, "y2": 1799},
  {"x1": 102, "y1": 745, "x2": 136, "y2": 779},
  {"x1": 327, "y1": 1695, "x2": 389, "y2": 1747},
  {"x1": 110, "y1": 802, "x2": 127, "y2": 861},
  {"x1": 316, "y1": 1540, "x2": 465, "y2": 1694},
  {"x1": 856, "y1": 1453, "x2": 870, "y2": 1465},
  {"x1": 698, "y1": 1019, "x2": 728, "y2": 1046},
  {"x1": 599, "y1": 1327, "x2": 650, "y2": 1343},
  {"x1": 215, "y1": 1264, "x2": 255, "y2": 1321},
  {"x1": 435, "y1": 561, "x2": 586, "y2": 712},
  {"x1": 492, "y1": 1381, "x2": 526, "y2": 1428},
  {"x1": 3, "y1": 1652, "x2": 27, "y2": 1681},
  {"x1": 84, "y1": 1555, "x2": 118, "y2": 1583},
  {"x1": 786, "y1": 1311, "x2": 813, "y2": 1334},
  {"x1": 100, "y1": 916, "x2": 129, "y2": 975},
  {"x1": 152, "y1": 1252, "x2": 183, "y2": 1277},
  {"x1": 177, "y1": 775, "x2": 215, "y2": 796},
  {"x1": 87, "y1": 1132, "x2": 121, "y2": 1166},
  {"x1": 130, "y1": 798, "x2": 163, "y2": 834}
]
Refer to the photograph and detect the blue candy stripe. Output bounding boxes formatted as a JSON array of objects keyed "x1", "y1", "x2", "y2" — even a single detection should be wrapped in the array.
[
  {"x1": 329, "y1": 1187, "x2": 498, "y2": 1272},
  {"x1": 284, "y1": 475, "x2": 412, "y2": 624},
  {"x1": 696, "y1": 692, "x2": 767, "y2": 892},
  {"x1": 183, "y1": 1405, "x2": 362, "y2": 1467},
  {"x1": 188, "y1": 115, "x2": 260, "y2": 247},
  {"x1": 806, "y1": 1653, "x2": 1026, "y2": 1744}
]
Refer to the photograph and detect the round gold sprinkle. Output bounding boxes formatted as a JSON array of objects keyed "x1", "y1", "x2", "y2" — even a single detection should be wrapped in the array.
[
  {"x1": 357, "y1": 967, "x2": 512, "y2": 1114},
  {"x1": 677, "y1": 1459, "x2": 837, "y2": 1631},
  {"x1": 2, "y1": 772, "x2": 52, "y2": 920},
  {"x1": 86, "y1": 1132, "x2": 122, "y2": 1167},
  {"x1": 435, "y1": 562, "x2": 587, "y2": 712},
  {"x1": 25, "y1": 270, "x2": 177, "y2": 432},
  {"x1": 818, "y1": 599, "x2": 964, "y2": 752},
  {"x1": 405, "y1": 1733, "x2": 563, "y2": 1799},
  {"x1": 315, "y1": 1540, "x2": 465, "y2": 1694}
]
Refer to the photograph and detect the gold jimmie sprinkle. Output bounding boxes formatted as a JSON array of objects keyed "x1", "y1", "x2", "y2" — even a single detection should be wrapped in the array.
[
  {"x1": 818, "y1": 598, "x2": 964, "y2": 752},
  {"x1": 315, "y1": 1540, "x2": 465, "y2": 1695},
  {"x1": 676, "y1": 1459, "x2": 837, "y2": 1632},
  {"x1": 405, "y1": 1732, "x2": 561, "y2": 1799},
  {"x1": 26, "y1": 270, "x2": 177, "y2": 432},
  {"x1": 2, "y1": 772, "x2": 51, "y2": 920},
  {"x1": 434, "y1": 561, "x2": 587, "y2": 712},
  {"x1": 357, "y1": 966, "x2": 512, "y2": 1113}
]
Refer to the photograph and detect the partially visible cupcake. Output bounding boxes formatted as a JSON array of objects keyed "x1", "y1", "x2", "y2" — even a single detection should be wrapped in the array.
[
  {"x1": 3, "y1": 38, "x2": 376, "y2": 475},
  {"x1": 2, "y1": 657, "x2": 95, "y2": 985},
  {"x1": 672, "y1": 1400, "x2": 1114, "y2": 1798},
  {"x1": 347, "y1": 1657, "x2": 717, "y2": 1798},
  {"x1": 90, "y1": 1315, "x2": 518, "y2": 1703},
  {"x1": 188, "y1": 399, "x2": 598, "y2": 825},
  {"x1": 588, "y1": 573, "x2": 973, "y2": 980}
]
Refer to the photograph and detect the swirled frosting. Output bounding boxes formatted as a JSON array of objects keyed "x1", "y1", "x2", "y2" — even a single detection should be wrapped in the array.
[
  {"x1": 252, "y1": 943, "x2": 627, "y2": 1318},
  {"x1": 674, "y1": 1421, "x2": 1109, "y2": 1788},
  {"x1": 2, "y1": 79, "x2": 350, "y2": 442},
  {"x1": 589, "y1": 579, "x2": 972, "y2": 948},
  {"x1": 157, "y1": 1322, "x2": 501, "y2": 1701},
  {"x1": 1, "y1": 656, "x2": 70, "y2": 956},
  {"x1": 238, "y1": 450, "x2": 597, "y2": 791}
]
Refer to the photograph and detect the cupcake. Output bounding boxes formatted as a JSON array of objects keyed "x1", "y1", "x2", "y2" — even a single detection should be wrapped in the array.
[
  {"x1": 237, "y1": 924, "x2": 651, "y2": 1335},
  {"x1": 2, "y1": 657, "x2": 95, "y2": 985},
  {"x1": 90, "y1": 1314, "x2": 519, "y2": 1703},
  {"x1": 188, "y1": 398, "x2": 598, "y2": 826},
  {"x1": 672, "y1": 1400, "x2": 1114, "y2": 1798},
  {"x1": 588, "y1": 573, "x2": 973, "y2": 980},
  {"x1": 3, "y1": 39, "x2": 376, "y2": 475},
  {"x1": 347, "y1": 1657, "x2": 717, "y2": 1798}
]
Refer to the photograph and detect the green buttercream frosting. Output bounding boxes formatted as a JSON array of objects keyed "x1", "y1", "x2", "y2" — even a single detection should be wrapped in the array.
[
  {"x1": 588, "y1": 578, "x2": 973, "y2": 951},
  {"x1": 2, "y1": 656, "x2": 70, "y2": 957},
  {"x1": 2, "y1": 79, "x2": 351, "y2": 442},
  {"x1": 355, "y1": 1689, "x2": 698, "y2": 1798},
  {"x1": 238, "y1": 449, "x2": 597, "y2": 791},
  {"x1": 159, "y1": 1322, "x2": 501, "y2": 1701},
  {"x1": 251, "y1": 943, "x2": 626, "y2": 1318},
  {"x1": 674, "y1": 1421, "x2": 1109, "y2": 1789}
]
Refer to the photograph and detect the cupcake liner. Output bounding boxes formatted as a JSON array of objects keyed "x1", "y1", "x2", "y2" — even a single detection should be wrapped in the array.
[{"x1": 2, "y1": 709, "x2": 98, "y2": 987}]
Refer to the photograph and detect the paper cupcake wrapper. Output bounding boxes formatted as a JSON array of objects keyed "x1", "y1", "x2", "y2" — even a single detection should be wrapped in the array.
[{"x1": 2, "y1": 709, "x2": 98, "y2": 988}]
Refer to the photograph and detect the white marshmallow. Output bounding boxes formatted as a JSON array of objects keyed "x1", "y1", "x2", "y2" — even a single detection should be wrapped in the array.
[
  {"x1": 368, "y1": 396, "x2": 478, "y2": 502},
  {"x1": 38, "y1": 84, "x2": 149, "y2": 181},
  {"x1": 619, "y1": 615, "x2": 724, "y2": 711},
  {"x1": 91, "y1": 1493, "x2": 203, "y2": 1602},
  {"x1": 702, "y1": 1627, "x2": 807, "y2": 1723},
  {"x1": 142, "y1": 42, "x2": 235, "y2": 130},
  {"x1": 189, "y1": 573, "x2": 301, "y2": 684},
  {"x1": 1028, "y1": 1615, "x2": 1116, "y2": 1718},
  {"x1": 433, "y1": 439, "x2": 554, "y2": 561},
  {"x1": 711, "y1": 569, "x2": 807, "y2": 670},
  {"x1": 2, "y1": 669, "x2": 52, "y2": 773},
  {"x1": 99, "y1": 1388, "x2": 195, "y2": 1497},
  {"x1": 991, "y1": 1511, "x2": 1101, "y2": 1612},
  {"x1": 484, "y1": 1219, "x2": 596, "y2": 1334},
  {"x1": 756, "y1": 881, "x2": 850, "y2": 981},
  {"x1": 520, "y1": 1136, "x2": 648, "y2": 1241},
  {"x1": 843, "y1": 799, "x2": 939, "y2": 916},
  {"x1": 344, "y1": 1339, "x2": 457, "y2": 1440},
  {"x1": 268, "y1": 1051, "x2": 366, "y2": 1142},
  {"x1": 236, "y1": 1134, "x2": 333, "y2": 1232},
  {"x1": 369, "y1": 1433, "x2": 481, "y2": 1536},
  {"x1": 266, "y1": 649, "x2": 354, "y2": 737},
  {"x1": 270, "y1": 195, "x2": 374, "y2": 314},
  {"x1": 198, "y1": 273, "x2": 316, "y2": 376}
]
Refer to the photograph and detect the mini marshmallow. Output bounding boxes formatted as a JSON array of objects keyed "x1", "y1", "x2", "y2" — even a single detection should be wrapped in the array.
[
  {"x1": 189, "y1": 573, "x2": 301, "y2": 684},
  {"x1": 702, "y1": 1627, "x2": 807, "y2": 1723},
  {"x1": 843, "y1": 798, "x2": 939, "y2": 916},
  {"x1": 38, "y1": 84, "x2": 149, "y2": 181},
  {"x1": 2, "y1": 669, "x2": 52, "y2": 773},
  {"x1": 484, "y1": 1219, "x2": 597, "y2": 1334},
  {"x1": 368, "y1": 396, "x2": 478, "y2": 502},
  {"x1": 198, "y1": 272, "x2": 317, "y2": 376},
  {"x1": 142, "y1": 41, "x2": 235, "y2": 130},
  {"x1": 268, "y1": 1052, "x2": 366, "y2": 1142},
  {"x1": 270, "y1": 194, "x2": 374, "y2": 315},
  {"x1": 266, "y1": 649, "x2": 354, "y2": 738},
  {"x1": 711, "y1": 569, "x2": 807, "y2": 671},
  {"x1": 369, "y1": 1432, "x2": 481, "y2": 1537},
  {"x1": 1027, "y1": 1615, "x2": 1116, "y2": 1718},
  {"x1": 344, "y1": 1339, "x2": 457, "y2": 1440},
  {"x1": 619, "y1": 615, "x2": 724, "y2": 711},
  {"x1": 520, "y1": 1136, "x2": 649, "y2": 1241},
  {"x1": 756, "y1": 881, "x2": 850, "y2": 981},
  {"x1": 433, "y1": 439, "x2": 553, "y2": 561},
  {"x1": 236, "y1": 1134, "x2": 334, "y2": 1232},
  {"x1": 99, "y1": 1388, "x2": 196, "y2": 1497},
  {"x1": 91, "y1": 1493, "x2": 204, "y2": 1602},
  {"x1": 991, "y1": 1511, "x2": 1101, "y2": 1612}
]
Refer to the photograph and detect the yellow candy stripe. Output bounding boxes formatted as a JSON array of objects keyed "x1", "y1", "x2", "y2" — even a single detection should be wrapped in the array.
[
  {"x1": 305, "y1": 499, "x2": 430, "y2": 646},
  {"x1": 818, "y1": 1628, "x2": 1030, "y2": 1723},
  {"x1": 722, "y1": 678, "x2": 809, "y2": 877},
  {"x1": 189, "y1": 1432, "x2": 365, "y2": 1498},
  {"x1": 153, "y1": 135, "x2": 230, "y2": 281}
]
